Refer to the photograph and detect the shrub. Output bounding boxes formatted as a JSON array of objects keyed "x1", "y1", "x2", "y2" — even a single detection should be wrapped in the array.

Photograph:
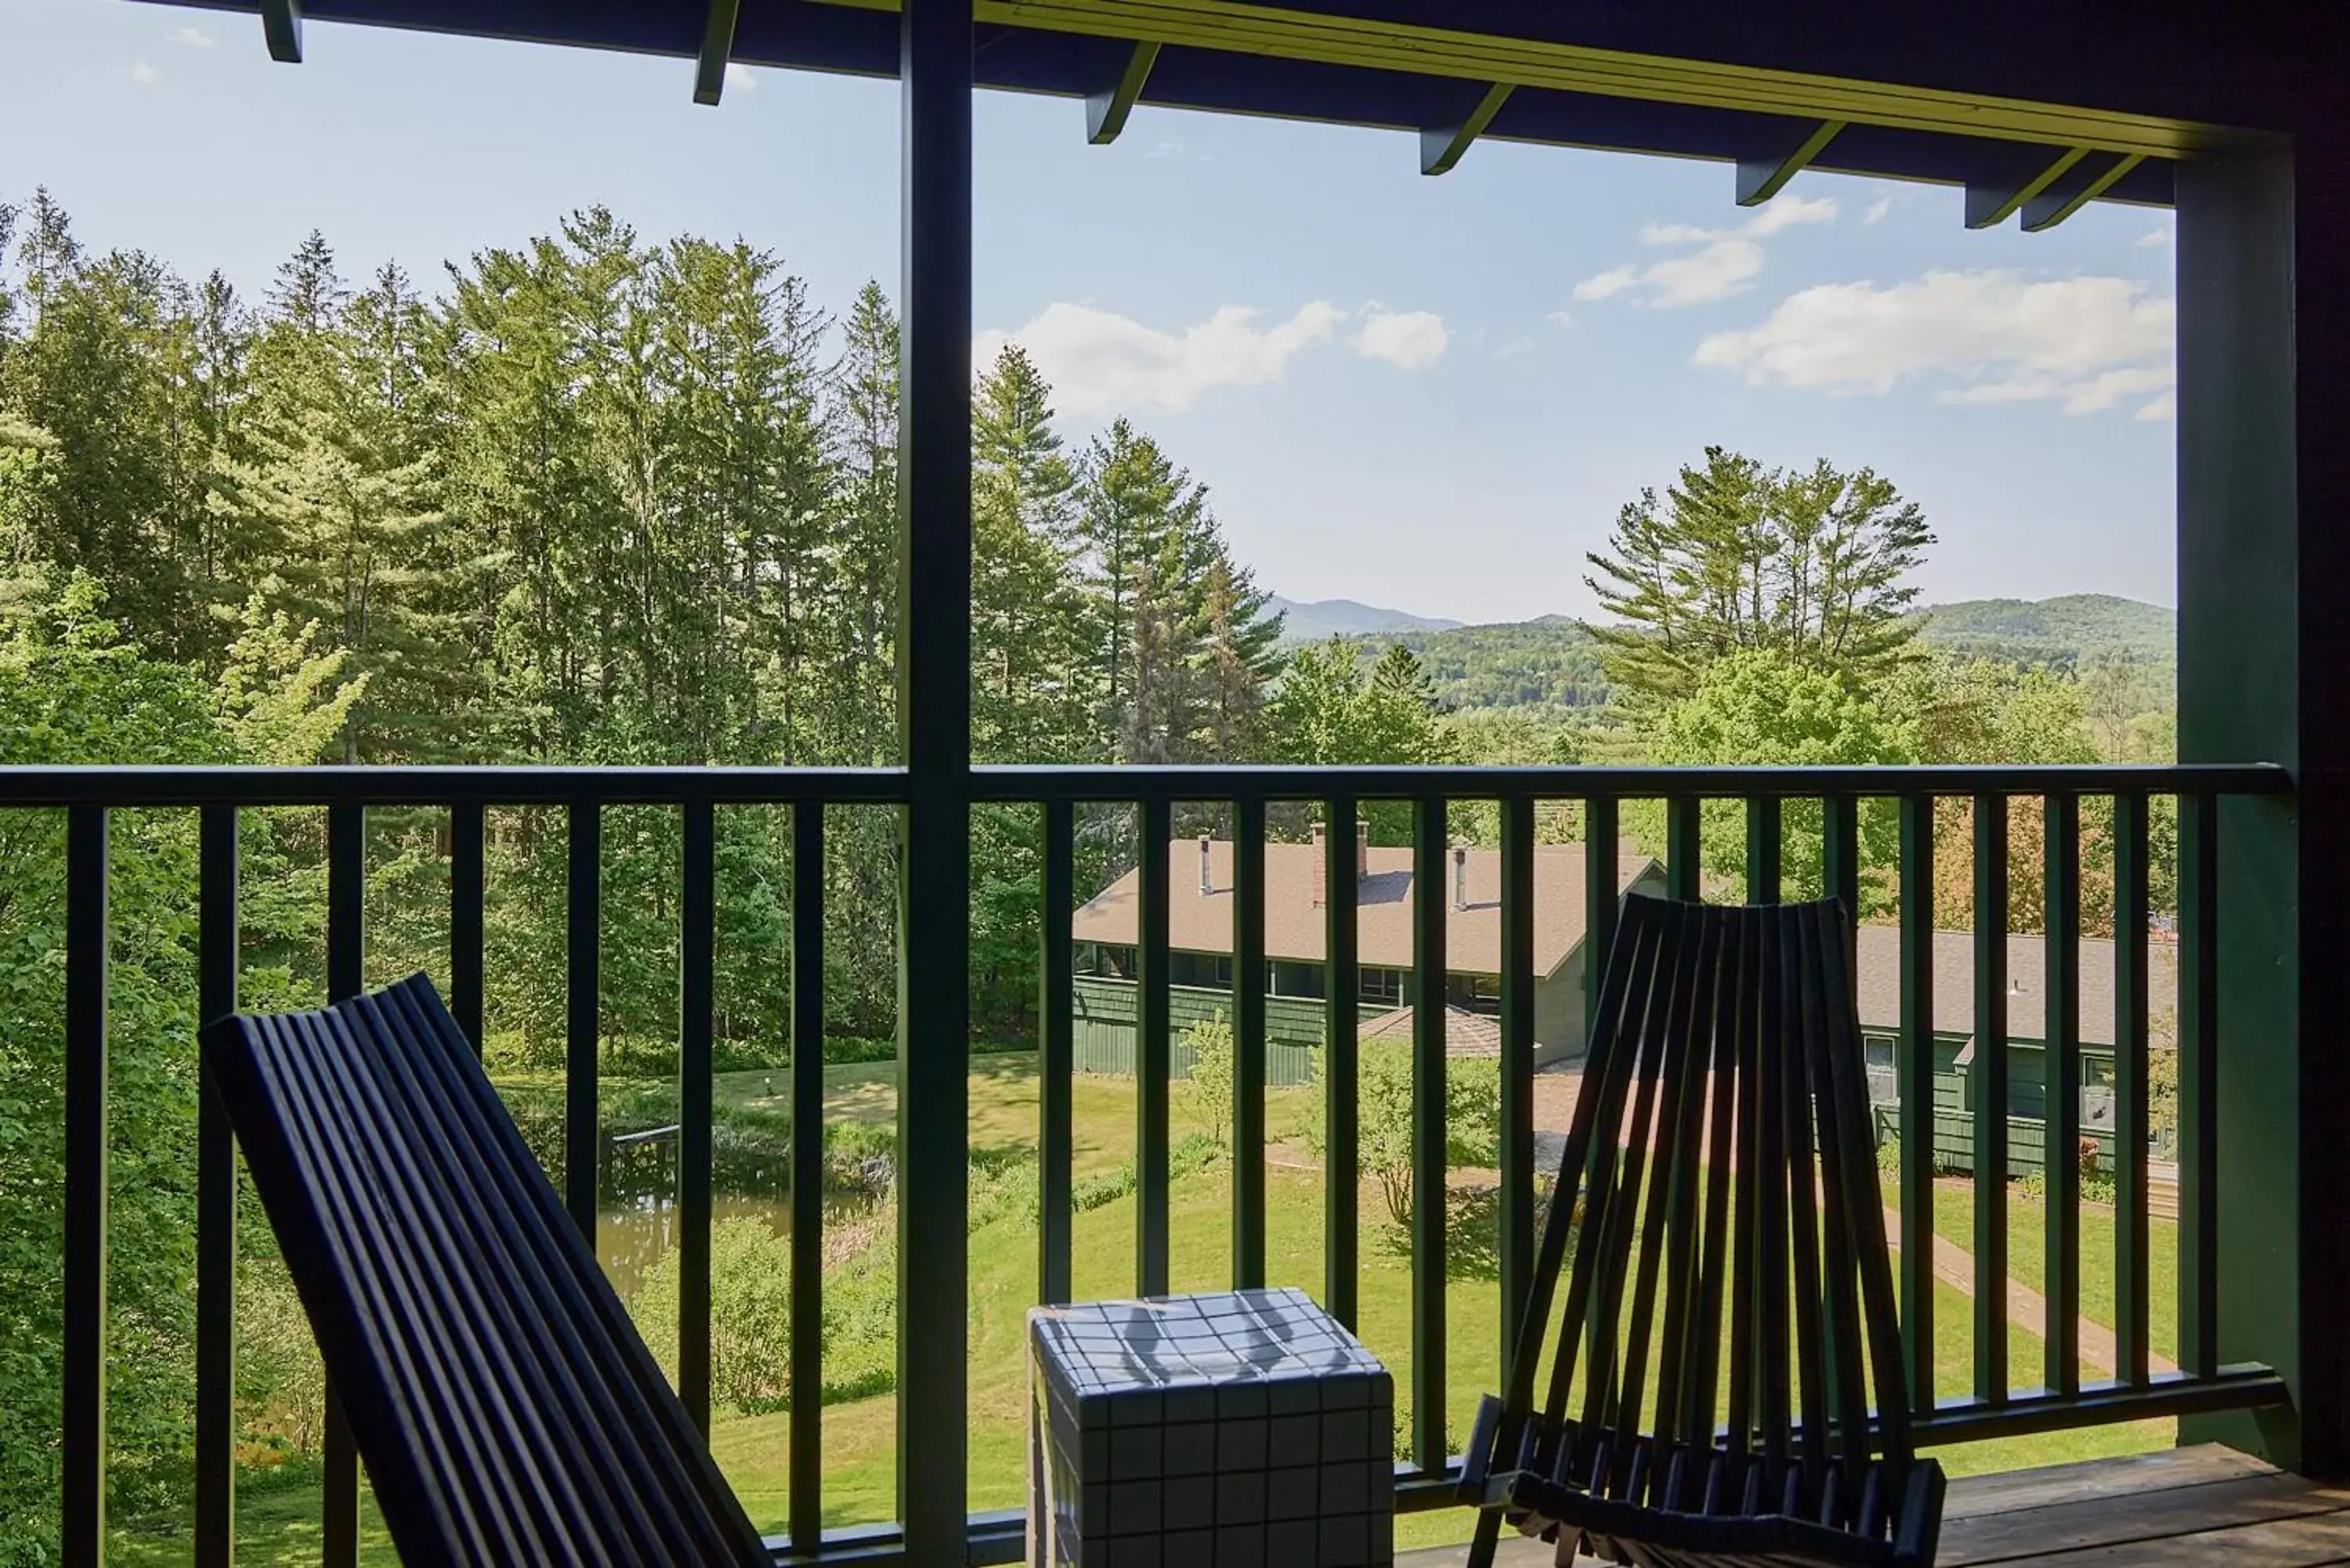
[
  {"x1": 635, "y1": 1217, "x2": 796, "y2": 1414},
  {"x1": 1298, "y1": 1040, "x2": 1499, "y2": 1233},
  {"x1": 1184, "y1": 1011, "x2": 1235, "y2": 1147}
]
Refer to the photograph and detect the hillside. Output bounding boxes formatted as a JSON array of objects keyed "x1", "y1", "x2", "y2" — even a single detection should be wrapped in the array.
[
  {"x1": 1910, "y1": 594, "x2": 2175, "y2": 672},
  {"x1": 1268, "y1": 594, "x2": 1462, "y2": 641},
  {"x1": 1307, "y1": 593, "x2": 2175, "y2": 716}
]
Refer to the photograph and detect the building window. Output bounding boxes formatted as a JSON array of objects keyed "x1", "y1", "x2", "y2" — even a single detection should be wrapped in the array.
[
  {"x1": 1360, "y1": 967, "x2": 1404, "y2": 1006},
  {"x1": 1170, "y1": 952, "x2": 1232, "y2": 989},
  {"x1": 1448, "y1": 974, "x2": 1501, "y2": 1013},
  {"x1": 1862, "y1": 1033, "x2": 1898, "y2": 1105}
]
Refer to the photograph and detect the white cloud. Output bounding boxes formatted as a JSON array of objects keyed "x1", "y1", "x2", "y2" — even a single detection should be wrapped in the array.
[
  {"x1": 725, "y1": 62, "x2": 758, "y2": 92},
  {"x1": 1742, "y1": 193, "x2": 1839, "y2": 237},
  {"x1": 2138, "y1": 226, "x2": 2173, "y2": 248},
  {"x1": 172, "y1": 26, "x2": 214, "y2": 48},
  {"x1": 1544, "y1": 309, "x2": 1575, "y2": 330},
  {"x1": 975, "y1": 300, "x2": 1344, "y2": 416},
  {"x1": 1145, "y1": 139, "x2": 1188, "y2": 161},
  {"x1": 1641, "y1": 240, "x2": 1764, "y2": 307},
  {"x1": 1864, "y1": 196, "x2": 1893, "y2": 225},
  {"x1": 130, "y1": 60, "x2": 160, "y2": 85},
  {"x1": 1578, "y1": 195, "x2": 1837, "y2": 309},
  {"x1": 1350, "y1": 306, "x2": 1448, "y2": 370},
  {"x1": 1694, "y1": 267, "x2": 2175, "y2": 418},
  {"x1": 2135, "y1": 388, "x2": 2176, "y2": 421},
  {"x1": 1572, "y1": 266, "x2": 1637, "y2": 302}
]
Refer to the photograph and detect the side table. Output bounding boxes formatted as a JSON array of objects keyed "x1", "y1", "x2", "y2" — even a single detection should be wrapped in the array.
[{"x1": 1029, "y1": 1287, "x2": 1394, "y2": 1568}]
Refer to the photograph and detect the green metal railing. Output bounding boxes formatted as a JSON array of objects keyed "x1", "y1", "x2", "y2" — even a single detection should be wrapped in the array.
[{"x1": 15, "y1": 759, "x2": 2291, "y2": 1568}]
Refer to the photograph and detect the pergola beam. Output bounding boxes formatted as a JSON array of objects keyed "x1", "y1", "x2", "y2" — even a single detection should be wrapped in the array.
[
  {"x1": 1419, "y1": 81, "x2": 1513, "y2": 175},
  {"x1": 1735, "y1": 117, "x2": 1842, "y2": 204},
  {"x1": 1965, "y1": 145, "x2": 2091, "y2": 228},
  {"x1": 693, "y1": 0, "x2": 743, "y2": 105},
  {"x1": 1085, "y1": 41, "x2": 1160, "y2": 144},
  {"x1": 2023, "y1": 150, "x2": 2147, "y2": 230},
  {"x1": 259, "y1": 0, "x2": 301, "y2": 62}
]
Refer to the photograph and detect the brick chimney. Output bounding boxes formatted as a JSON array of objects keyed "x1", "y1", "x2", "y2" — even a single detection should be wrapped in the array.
[
  {"x1": 1355, "y1": 822, "x2": 1370, "y2": 883},
  {"x1": 1311, "y1": 822, "x2": 1326, "y2": 907},
  {"x1": 1453, "y1": 845, "x2": 1468, "y2": 910},
  {"x1": 1198, "y1": 833, "x2": 1213, "y2": 895}
]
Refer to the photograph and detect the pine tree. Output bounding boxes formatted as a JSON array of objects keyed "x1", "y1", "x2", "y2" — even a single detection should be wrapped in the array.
[
  {"x1": 971, "y1": 342, "x2": 1083, "y2": 762},
  {"x1": 830, "y1": 280, "x2": 898, "y2": 766},
  {"x1": 1585, "y1": 446, "x2": 1932, "y2": 706}
]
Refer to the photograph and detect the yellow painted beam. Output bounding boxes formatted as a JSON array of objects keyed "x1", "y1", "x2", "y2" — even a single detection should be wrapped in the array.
[{"x1": 808, "y1": 0, "x2": 2227, "y2": 159}]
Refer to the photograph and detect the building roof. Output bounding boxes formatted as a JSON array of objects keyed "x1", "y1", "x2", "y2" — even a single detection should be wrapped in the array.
[
  {"x1": 1853, "y1": 926, "x2": 2179, "y2": 1051},
  {"x1": 1358, "y1": 1004, "x2": 1502, "y2": 1058},
  {"x1": 1071, "y1": 838, "x2": 1660, "y2": 978}
]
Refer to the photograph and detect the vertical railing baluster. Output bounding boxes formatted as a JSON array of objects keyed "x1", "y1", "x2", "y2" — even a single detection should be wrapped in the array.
[
  {"x1": 2044, "y1": 793, "x2": 2081, "y2": 1397},
  {"x1": 1411, "y1": 797, "x2": 1448, "y2": 1472},
  {"x1": 679, "y1": 801, "x2": 716, "y2": 1433},
  {"x1": 197, "y1": 805, "x2": 238, "y2": 1567},
  {"x1": 1666, "y1": 794, "x2": 1701, "y2": 903},
  {"x1": 2113, "y1": 793, "x2": 2151, "y2": 1386},
  {"x1": 1233, "y1": 796, "x2": 1268, "y2": 1288},
  {"x1": 1825, "y1": 794, "x2": 1860, "y2": 925},
  {"x1": 1325, "y1": 797, "x2": 1360, "y2": 1329},
  {"x1": 450, "y1": 799, "x2": 486, "y2": 1054},
  {"x1": 1748, "y1": 795, "x2": 1782, "y2": 905},
  {"x1": 1041, "y1": 801, "x2": 1075, "y2": 1305},
  {"x1": 566, "y1": 801, "x2": 602, "y2": 1238},
  {"x1": 1137, "y1": 797, "x2": 1172, "y2": 1295},
  {"x1": 62, "y1": 805, "x2": 107, "y2": 1568},
  {"x1": 1585, "y1": 796, "x2": 1620, "y2": 1042},
  {"x1": 1898, "y1": 794, "x2": 1935, "y2": 1414},
  {"x1": 2179, "y1": 789, "x2": 2221, "y2": 1379},
  {"x1": 790, "y1": 803, "x2": 826, "y2": 1552},
  {"x1": 324, "y1": 801, "x2": 364, "y2": 1567},
  {"x1": 1499, "y1": 797, "x2": 1536, "y2": 1375},
  {"x1": 1972, "y1": 793, "x2": 2009, "y2": 1404}
]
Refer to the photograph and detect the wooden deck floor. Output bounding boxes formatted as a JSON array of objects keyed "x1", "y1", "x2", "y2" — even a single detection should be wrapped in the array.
[{"x1": 1400, "y1": 1446, "x2": 2350, "y2": 1566}]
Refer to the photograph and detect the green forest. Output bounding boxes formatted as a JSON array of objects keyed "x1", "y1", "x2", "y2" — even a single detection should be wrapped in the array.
[{"x1": 0, "y1": 187, "x2": 2181, "y2": 1559}]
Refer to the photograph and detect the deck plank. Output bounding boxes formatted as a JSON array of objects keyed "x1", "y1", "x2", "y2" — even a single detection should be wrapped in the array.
[
  {"x1": 1398, "y1": 1447, "x2": 2350, "y2": 1568},
  {"x1": 1947, "y1": 1473, "x2": 2350, "y2": 1564},
  {"x1": 1940, "y1": 1443, "x2": 2278, "y2": 1521}
]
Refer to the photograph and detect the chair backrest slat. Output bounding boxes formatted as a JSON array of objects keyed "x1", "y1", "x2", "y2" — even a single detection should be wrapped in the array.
[
  {"x1": 204, "y1": 974, "x2": 771, "y2": 1567},
  {"x1": 1517, "y1": 894, "x2": 1919, "y2": 1510}
]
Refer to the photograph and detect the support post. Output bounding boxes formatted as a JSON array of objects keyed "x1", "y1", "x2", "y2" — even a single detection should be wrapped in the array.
[
  {"x1": 1736, "y1": 118, "x2": 1842, "y2": 205},
  {"x1": 896, "y1": 0, "x2": 974, "y2": 1551},
  {"x1": 2175, "y1": 135, "x2": 2337, "y2": 1470}
]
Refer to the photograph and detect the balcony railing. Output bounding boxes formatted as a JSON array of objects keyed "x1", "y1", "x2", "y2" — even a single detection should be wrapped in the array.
[{"x1": 10, "y1": 759, "x2": 2291, "y2": 1566}]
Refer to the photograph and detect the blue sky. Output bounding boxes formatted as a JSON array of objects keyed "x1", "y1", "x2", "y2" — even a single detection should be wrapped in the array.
[{"x1": 3, "y1": 0, "x2": 2179, "y2": 625}]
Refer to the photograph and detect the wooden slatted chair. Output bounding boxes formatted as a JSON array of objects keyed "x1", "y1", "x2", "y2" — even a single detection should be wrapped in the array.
[
  {"x1": 202, "y1": 973, "x2": 772, "y2": 1567},
  {"x1": 1460, "y1": 894, "x2": 1945, "y2": 1568}
]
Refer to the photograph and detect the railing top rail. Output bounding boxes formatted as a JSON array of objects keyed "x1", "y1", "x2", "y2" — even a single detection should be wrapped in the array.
[
  {"x1": 0, "y1": 764, "x2": 913, "y2": 808},
  {"x1": 0, "y1": 760, "x2": 2290, "y2": 808},
  {"x1": 970, "y1": 761, "x2": 2293, "y2": 802}
]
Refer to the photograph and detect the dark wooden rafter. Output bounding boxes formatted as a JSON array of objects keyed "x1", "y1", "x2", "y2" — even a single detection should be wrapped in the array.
[
  {"x1": 1965, "y1": 144, "x2": 2091, "y2": 228},
  {"x1": 1085, "y1": 40, "x2": 1160, "y2": 143},
  {"x1": 693, "y1": 0, "x2": 743, "y2": 105},
  {"x1": 260, "y1": 0, "x2": 302, "y2": 62},
  {"x1": 2023, "y1": 150, "x2": 2147, "y2": 229},
  {"x1": 1735, "y1": 117, "x2": 1842, "y2": 204},
  {"x1": 1420, "y1": 81, "x2": 1514, "y2": 175}
]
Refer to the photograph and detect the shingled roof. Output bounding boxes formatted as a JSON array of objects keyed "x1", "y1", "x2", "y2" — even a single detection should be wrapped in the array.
[
  {"x1": 1853, "y1": 927, "x2": 2179, "y2": 1050},
  {"x1": 1070, "y1": 839, "x2": 1661, "y2": 979}
]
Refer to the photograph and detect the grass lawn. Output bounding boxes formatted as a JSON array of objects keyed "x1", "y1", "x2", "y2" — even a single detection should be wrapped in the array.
[{"x1": 105, "y1": 1060, "x2": 2185, "y2": 1563}]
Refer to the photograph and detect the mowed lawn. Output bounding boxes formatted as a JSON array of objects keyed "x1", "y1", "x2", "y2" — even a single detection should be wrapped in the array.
[{"x1": 110, "y1": 1057, "x2": 2181, "y2": 1563}]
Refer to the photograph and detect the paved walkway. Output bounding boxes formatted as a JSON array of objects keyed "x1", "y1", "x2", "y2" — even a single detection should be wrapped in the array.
[{"x1": 1882, "y1": 1206, "x2": 2178, "y2": 1377}]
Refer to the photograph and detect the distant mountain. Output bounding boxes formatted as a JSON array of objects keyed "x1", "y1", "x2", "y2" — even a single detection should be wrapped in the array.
[
  {"x1": 1296, "y1": 593, "x2": 2175, "y2": 717},
  {"x1": 1269, "y1": 595, "x2": 1463, "y2": 642},
  {"x1": 1911, "y1": 594, "x2": 2175, "y2": 671}
]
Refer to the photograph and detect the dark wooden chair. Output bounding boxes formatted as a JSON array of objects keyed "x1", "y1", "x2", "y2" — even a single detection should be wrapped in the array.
[
  {"x1": 202, "y1": 973, "x2": 772, "y2": 1567},
  {"x1": 1460, "y1": 894, "x2": 1945, "y2": 1568}
]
